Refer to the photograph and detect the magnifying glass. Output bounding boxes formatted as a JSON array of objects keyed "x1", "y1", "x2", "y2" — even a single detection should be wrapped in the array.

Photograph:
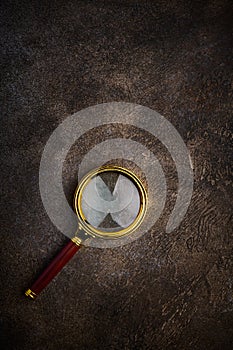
[{"x1": 25, "y1": 165, "x2": 147, "y2": 299}]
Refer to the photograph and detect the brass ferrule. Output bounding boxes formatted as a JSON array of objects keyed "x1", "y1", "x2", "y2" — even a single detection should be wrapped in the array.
[{"x1": 71, "y1": 237, "x2": 82, "y2": 246}]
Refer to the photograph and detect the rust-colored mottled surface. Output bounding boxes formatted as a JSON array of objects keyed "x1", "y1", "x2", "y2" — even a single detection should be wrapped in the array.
[{"x1": 0, "y1": 1, "x2": 232, "y2": 349}]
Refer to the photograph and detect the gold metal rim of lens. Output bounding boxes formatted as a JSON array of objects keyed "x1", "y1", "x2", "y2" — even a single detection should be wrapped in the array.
[{"x1": 73, "y1": 165, "x2": 147, "y2": 239}]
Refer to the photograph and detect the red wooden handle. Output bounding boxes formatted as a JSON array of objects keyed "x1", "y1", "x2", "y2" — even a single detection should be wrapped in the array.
[{"x1": 25, "y1": 240, "x2": 81, "y2": 298}]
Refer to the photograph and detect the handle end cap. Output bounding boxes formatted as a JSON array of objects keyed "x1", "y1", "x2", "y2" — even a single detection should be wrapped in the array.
[{"x1": 25, "y1": 289, "x2": 37, "y2": 299}]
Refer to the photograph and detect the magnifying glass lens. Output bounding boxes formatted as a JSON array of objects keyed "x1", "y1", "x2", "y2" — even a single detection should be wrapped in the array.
[{"x1": 80, "y1": 171, "x2": 141, "y2": 232}]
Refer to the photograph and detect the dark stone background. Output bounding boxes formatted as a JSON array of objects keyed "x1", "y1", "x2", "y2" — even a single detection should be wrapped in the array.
[{"x1": 0, "y1": 0, "x2": 232, "y2": 349}]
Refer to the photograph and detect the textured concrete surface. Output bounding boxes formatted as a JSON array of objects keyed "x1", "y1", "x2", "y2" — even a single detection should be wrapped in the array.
[{"x1": 0, "y1": 0, "x2": 232, "y2": 349}]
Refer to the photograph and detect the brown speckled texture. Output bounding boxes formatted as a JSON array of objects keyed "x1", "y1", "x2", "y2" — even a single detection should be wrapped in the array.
[{"x1": 0, "y1": 0, "x2": 233, "y2": 349}]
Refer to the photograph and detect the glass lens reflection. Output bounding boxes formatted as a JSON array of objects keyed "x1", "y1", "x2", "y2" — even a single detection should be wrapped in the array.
[{"x1": 81, "y1": 171, "x2": 140, "y2": 232}]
